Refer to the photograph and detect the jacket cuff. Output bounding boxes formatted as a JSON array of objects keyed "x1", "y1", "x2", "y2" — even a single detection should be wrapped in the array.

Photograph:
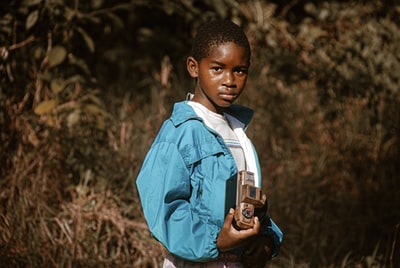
[{"x1": 259, "y1": 216, "x2": 283, "y2": 258}]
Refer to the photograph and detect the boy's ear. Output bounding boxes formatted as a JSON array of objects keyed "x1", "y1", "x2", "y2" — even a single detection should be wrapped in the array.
[{"x1": 186, "y1": 56, "x2": 199, "y2": 78}]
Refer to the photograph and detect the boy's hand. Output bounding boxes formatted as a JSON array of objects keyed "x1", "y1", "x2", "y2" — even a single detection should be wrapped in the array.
[
  {"x1": 241, "y1": 235, "x2": 273, "y2": 268},
  {"x1": 216, "y1": 208, "x2": 260, "y2": 252}
]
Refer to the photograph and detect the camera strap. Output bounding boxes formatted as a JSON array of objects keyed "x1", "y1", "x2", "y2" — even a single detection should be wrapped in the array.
[{"x1": 225, "y1": 114, "x2": 260, "y2": 187}]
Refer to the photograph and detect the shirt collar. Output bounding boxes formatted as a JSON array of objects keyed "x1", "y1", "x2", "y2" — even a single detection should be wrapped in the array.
[{"x1": 170, "y1": 100, "x2": 254, "y2": 129}]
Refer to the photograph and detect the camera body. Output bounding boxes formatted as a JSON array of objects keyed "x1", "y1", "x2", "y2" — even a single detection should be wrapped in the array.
[{"x1": 234, "y1": 171, "x2": 267, "y2": 229}]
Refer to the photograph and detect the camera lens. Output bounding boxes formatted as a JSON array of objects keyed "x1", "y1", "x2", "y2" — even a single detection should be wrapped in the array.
[{"x1": 241, "y1": 207, "x2": 253, "y2": 219}]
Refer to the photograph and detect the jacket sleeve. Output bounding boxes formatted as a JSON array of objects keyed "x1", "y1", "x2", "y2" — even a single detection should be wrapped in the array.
[
  {"x1": 259, "y1": 215, "x2": 283, "y2": 258},
  {"x1": 136, "y1": 141, "x2": 220, "y2": 261}
]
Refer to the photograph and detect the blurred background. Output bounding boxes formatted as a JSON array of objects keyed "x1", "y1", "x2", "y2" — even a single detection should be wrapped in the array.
[{"x1": 0, "y1": 0, "x2": 399, "y2": 267}]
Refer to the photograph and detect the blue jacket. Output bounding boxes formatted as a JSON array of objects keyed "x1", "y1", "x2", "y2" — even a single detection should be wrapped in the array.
[{"x1": 136, "y1": 101, "x2": 283, "y2": 262}]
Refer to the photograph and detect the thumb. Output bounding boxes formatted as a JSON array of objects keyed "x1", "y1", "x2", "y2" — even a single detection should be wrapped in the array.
[{"x1": 223, "y1": 208, "x2": 235, "y2": 228}]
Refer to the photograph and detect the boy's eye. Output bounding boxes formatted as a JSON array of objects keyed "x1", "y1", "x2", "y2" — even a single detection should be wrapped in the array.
[
  {"x1": 212, "y1": 67, "x2": 222, "y2": 71},
  {"x1": 235, "y1": 68, "x2": 248, "y2": 75}
]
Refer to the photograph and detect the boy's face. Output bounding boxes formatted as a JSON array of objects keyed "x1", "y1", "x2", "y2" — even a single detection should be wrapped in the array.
[{"x1": 187, "y1": 42, "x2": 249, "y2": 114}]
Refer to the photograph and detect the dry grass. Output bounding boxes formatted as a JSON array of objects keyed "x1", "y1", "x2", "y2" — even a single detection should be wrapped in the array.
[
  {"x1": 2, "y1": 55, "x2": 397, "y2": 267},
  {"x1": 0, "y1": 85, "x2": 166, "y2": 267},
  {"x1": 1, "y1": 1, "x2": 399, "y2": 267}
]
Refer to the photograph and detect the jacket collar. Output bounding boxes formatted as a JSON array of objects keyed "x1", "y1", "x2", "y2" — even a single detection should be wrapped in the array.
[{"x1": 170, "y1": 101, "x2": 254, "y2": 130}]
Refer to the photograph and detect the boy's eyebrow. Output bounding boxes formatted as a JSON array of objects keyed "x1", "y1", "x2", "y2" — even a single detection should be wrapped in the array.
[
  {"x1": 210, "y1": 60, "x2": 225, "y2": 66},
  {"x1": 210, "y1": 60, "x2": 249, "y2": 68}
]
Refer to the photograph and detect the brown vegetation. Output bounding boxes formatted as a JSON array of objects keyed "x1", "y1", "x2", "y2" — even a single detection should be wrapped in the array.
[{"x1": 0, "y1": 1, "x2": 399, "y2": 267}]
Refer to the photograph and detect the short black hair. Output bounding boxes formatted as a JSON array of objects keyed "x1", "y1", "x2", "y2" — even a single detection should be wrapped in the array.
[{"x1": 190, "y1": 20, "x2": 251, "y2": 63}]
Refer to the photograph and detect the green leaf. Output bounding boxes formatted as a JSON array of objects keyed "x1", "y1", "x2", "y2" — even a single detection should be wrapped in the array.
[
  {"x1": 68, "y1": 54, "x2": 91, "y2": 74},
  {"x1": 48, "y1": 46, "x2": 67, "y2": 68},
  {"x1": 65, "y1": 74, "x2": 85, "y2": 84},
  {"x1": 22, "y1": 0, "x2": 42, "y2": 7},
  {"x1": 210, "y1": 1, "x2": 228, "y2": 18},
  {"x1": 26, "y1": 10, "x2": 39, "y2": 30},
  {"x1": 67, "y1": 109, "x2": 81, "y2": 129},
  {"x1": 106, "y1": 11, "x2": 124, "y2": 29},
  {"x1": 34, "y1": 99, "x2": 57, "y2": 115},
  {"x1": 50, "y1": 78, "x2": 65, "y2": 94},
  {"x1": 75, "y1": 27, "x2": 95, "y2": 53},
  {"x1": 84, "y1": 104, "x2": 109, "y2": 117},
  {"x1": 91, "y1": 0, "x2": 104, "y2": 9},
  {"x1": 162, "y1": 1, "x2": 175, "y2": 15},
  {"x1": 87, "y1": 94, "x2": 102, "y2": 106},
  {"x1": 0, "y1": 14, "x2": 13, "y2": 35}
]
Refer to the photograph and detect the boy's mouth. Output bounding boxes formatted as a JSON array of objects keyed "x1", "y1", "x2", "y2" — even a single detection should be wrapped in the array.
[{"x1": 220, "y1": 93, "x2": 237, "y2": 102}]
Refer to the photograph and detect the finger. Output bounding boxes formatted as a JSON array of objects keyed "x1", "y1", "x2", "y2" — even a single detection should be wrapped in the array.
[
  {"x1": 252, "y1": 216, "x2": 261, "y2": 233},
  {"x1": 239, "y1": 217, "x2": 261, "y2": 240},
  {"x1": 223, "y1": 208, "x2": 235, "y2": 228},
  {"x1": 238, "y1": 225, "x2": 260, "y2": 239}
]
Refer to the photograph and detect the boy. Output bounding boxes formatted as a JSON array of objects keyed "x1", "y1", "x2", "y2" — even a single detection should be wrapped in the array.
[{"x1": 136, "y1": 20, "x2": 283, "y2": 268}]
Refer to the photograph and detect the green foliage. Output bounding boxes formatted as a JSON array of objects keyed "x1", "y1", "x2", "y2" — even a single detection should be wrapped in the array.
[{"x1": 1, "y1": 0, "x2": 399, "y2": 267}]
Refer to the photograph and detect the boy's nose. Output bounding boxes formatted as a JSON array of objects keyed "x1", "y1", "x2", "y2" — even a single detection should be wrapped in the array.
[{"x1": 223, "y1": 71, "x2": 235, "y2": 86}]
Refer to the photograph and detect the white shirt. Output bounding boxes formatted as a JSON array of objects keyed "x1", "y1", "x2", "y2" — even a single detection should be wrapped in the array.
[{"x1": 188, "y1": 101, "x2": 246, "y2": 172}]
